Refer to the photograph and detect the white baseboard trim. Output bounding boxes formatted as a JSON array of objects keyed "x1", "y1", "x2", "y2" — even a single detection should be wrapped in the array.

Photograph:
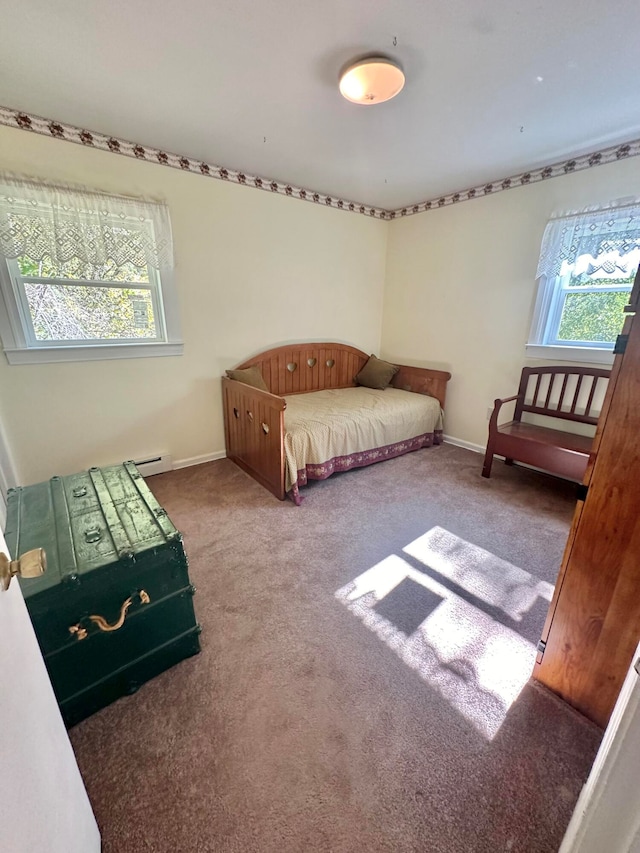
[
  {"x1": 173, "y1": 450, "x2": 227, "y2": 470},
  {"x1": 174, "y1": 441, "x2": 486, "y2": 471},
  {"x1": 443, "y1": 435, "x2": 485, "y2": 455}
]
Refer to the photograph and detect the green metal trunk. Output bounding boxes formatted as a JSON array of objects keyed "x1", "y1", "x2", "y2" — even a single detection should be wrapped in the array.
[{"x1": 4, "y1": 461, "x2": 201, "y2": 727}]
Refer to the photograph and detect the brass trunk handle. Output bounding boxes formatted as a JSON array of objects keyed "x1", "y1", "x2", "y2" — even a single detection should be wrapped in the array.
[{"x1": 69, "y1": 589, "x2": 150, "y2": 640}]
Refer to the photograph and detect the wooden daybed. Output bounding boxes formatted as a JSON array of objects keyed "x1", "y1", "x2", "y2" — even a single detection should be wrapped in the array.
[{"x1": 222, "y1": 343, "x2": 451, "y2": 503}]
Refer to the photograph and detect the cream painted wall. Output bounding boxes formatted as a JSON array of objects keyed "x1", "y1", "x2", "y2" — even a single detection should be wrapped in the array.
[
  {"x1": 3, "y1": 122, "x2": 640, "y2": 482},
  {"x1": 0, "y1": 125, "x2": 387, "y2": 484},
  {"x1": 381, "y1": 156, "x2": 640, "y2": 449}
]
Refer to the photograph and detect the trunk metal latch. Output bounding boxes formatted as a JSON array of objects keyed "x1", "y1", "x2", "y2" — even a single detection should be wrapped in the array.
[{"x1": 84, "y1": 527, "x2": 103, "y2": 543}]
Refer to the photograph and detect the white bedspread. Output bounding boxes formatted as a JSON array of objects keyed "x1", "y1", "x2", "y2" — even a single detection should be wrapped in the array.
[{"x1": 283, "y1": 386, "x2": 443, "y2": 492}]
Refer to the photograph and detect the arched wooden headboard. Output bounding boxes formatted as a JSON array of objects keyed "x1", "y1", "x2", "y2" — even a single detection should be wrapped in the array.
[
  {"x1": 236, "y1": 342, "x2": 369, "y2": 397},
  {"x1": 234, "y1": 342, "x2": 451, "y2": 409}
]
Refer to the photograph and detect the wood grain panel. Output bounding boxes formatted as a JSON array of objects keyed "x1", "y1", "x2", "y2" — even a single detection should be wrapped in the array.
[
  {"x1": 319, "y1": 348, "x2": 327, "y2": 385},
  {"x1": 222, "y1": 378, "x2": 286, "y2": 500},
  {"x1": 236, "y1": 342, "x2": 369, "y2": 396},
  {"x1": 301, "y1": 349, "x2": 315, "y2": 392},
  {"x1": 534, "y1": 298, "x2": 640, "y2": 727},
  {"x1": 630, "y1": 263, "x2": 640, "y2": 310},
  {"x1": 581, "y1": 319, "x2": 628, "y2": 485},
  {"x1": 391, "y1": 365, "x2": 452, "y2": 409}
]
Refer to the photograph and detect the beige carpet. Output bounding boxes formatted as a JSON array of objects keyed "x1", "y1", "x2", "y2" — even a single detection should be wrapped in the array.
[{"x1": 69, "y1": 444, "x2": 602, "y2": 853}]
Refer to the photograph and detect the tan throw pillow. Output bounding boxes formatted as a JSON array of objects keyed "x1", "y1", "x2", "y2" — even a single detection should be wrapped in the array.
[
  {"x1": 225, "y1": 366, "x2": 269, "y2": 392},
  {"x1": 355, "y1": 354, "x2": 399, "y2": 390}
]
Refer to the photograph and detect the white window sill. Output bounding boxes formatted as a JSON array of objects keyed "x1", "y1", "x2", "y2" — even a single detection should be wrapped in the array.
[
  {"x1": 3, "y1": 341, "x2": 184, "y2": 365},
  {"x1": 525, "y1": 344, "x2": 615, "y2": 366}
]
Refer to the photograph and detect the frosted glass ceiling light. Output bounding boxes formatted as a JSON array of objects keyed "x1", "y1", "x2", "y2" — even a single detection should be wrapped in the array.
[{"x1": 339, "y1": 57, "x2": 405, "y2": 105}]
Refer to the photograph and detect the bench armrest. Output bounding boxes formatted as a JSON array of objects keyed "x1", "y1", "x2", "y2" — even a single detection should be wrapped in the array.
[{"x1": 488, "y1": 394, "x2": 521, "y2": 430}]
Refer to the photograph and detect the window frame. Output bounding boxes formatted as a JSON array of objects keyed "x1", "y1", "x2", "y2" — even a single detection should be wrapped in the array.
[
  {"x1": 0, "y1": 195, "x2": 183, "y2": 365},
  {"x1": 545, "y1": 274, "x2": 631, "y2": 349},
  {"x1": 527, "y1": 208, "x2": 638, "y2": 366}
]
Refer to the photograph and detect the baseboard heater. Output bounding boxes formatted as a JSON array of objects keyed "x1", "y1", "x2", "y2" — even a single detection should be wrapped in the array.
[{"x1": 132, "y1": 454, "x2": 173, "y2": 477}]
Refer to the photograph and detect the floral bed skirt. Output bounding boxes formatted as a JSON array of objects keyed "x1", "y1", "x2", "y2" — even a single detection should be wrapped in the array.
[{"x1": 287, "y1": 430, "x2": 443, "y2": 505}]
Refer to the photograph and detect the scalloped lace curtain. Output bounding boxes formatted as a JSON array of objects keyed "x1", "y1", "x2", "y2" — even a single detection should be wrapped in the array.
[
  {"x1": 536, "y1": 198, "x2": 640, "y2": 279},
  {"x1": 0, "y1": 176, "x2": 173, "y2": 271}
]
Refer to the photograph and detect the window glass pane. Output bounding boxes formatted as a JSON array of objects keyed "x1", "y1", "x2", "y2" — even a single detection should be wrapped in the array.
[
  {"x1": 557, "y1": 291, "x2": 628, "y2": 343},
  {"x1": 24, "y1": 283, "x2": 157, "y2": 341},
  {"x1": 565, "y1": 247, "x2": 640, "y2": 287},
  {"x1": 17, "y1": 253, "x2": 149, "y2": 283}
]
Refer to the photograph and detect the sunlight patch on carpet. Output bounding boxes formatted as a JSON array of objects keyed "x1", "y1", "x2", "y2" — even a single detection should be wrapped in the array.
[
  {"x1": 403, "y1": 526, "x2": 554, "y2": 621},
  {"x1": 336, "y1": 534, "x2": 545, "y2": 740}
]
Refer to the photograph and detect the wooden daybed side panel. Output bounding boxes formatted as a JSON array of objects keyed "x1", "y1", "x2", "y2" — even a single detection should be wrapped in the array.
[
  {"x1": 222, "y1": 378, "x2": 286, "y2": 500},
  {"x1": 391, "y1": 365, "x2": 452, "y2": 409},
  {"x1": 224, "y1": 343, "x2": 452, "y2": 500}
]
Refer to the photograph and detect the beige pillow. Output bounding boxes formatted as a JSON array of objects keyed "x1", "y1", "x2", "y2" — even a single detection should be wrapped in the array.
[
  {"x1": 355, "y1": 354, "x2": 399, "y2": 390},
  {"x1": 225, "y1": 366, "x2": 269, "y2": 392}
]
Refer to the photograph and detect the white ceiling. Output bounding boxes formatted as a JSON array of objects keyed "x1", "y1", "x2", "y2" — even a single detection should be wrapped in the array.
[{"x1": 1, "y1": 0, "x2": 639, "y2": 210}]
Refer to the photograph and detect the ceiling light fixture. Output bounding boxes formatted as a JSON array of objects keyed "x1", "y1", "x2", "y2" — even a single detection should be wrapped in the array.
[{"x1": 339, "y1": 57, "x2": 405, "y2": 106}]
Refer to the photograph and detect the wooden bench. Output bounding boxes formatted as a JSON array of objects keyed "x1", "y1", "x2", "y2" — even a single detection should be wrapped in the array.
[{"x1": 482, "y1": 366, "x2": 610, "y2": 482}]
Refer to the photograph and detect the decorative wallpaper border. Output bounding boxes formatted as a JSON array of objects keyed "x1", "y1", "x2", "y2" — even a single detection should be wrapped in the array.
[
  {"x1": 0, "y1": 105, "x2": 388, "y2": 220},
  {"x1": 1, "y1": 104, "x2": 640, "y2": 220},
  {"x1": 389, "y1": 136, "x2": 640, "y2": 219}
]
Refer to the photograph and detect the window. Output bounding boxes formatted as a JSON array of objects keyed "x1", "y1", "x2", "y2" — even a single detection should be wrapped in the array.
[
  {"x1": 0, "y1": 177, "x2": 182, "y2": 364},
  {"x1": 527, "y1": 200, "x2": 640, "y2": 364}
]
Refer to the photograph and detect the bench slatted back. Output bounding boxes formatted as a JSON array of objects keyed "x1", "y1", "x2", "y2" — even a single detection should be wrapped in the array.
[{"x1": 514, "y1": 366, "x2": 610, "y2": 426}]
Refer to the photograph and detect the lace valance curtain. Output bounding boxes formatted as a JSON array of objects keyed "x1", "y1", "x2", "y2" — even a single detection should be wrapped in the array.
[
  {"x1": 0, "y1": 176, "x2": 174, "y2": 271},
  {"x1": 536, "y1": 198, "x2": 640, "y2": 279}
]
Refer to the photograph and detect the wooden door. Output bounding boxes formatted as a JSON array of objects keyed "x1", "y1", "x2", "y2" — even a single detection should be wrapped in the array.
[{"x1": 534, "y1": 269, "x2": 640, "y2": 728}]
